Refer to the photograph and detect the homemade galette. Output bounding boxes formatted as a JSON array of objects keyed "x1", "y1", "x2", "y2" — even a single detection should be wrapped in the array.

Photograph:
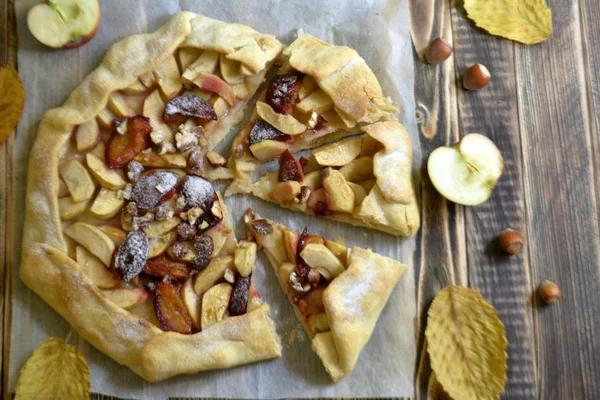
[
  {"x1": 20, "y1": 12, "x2": 284, "y2": 382},
  {"x1": 244, "y1": 210, "x2": 407, "y2": 381}
]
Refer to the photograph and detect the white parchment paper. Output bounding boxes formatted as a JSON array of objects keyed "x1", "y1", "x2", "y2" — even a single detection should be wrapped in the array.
[{"x1": 10, "y1": 1, "x2": 420, "y2": 398}]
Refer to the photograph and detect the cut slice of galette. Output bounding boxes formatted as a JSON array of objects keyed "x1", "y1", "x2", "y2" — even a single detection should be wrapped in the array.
[
  {"x1": 236, "y1": 121, "x2": 419, "y2": 236},
  {"x1": 225, "y1": 33, "x2": 399, "y2": 195},
  {"x1": 21, "y1": 12, "x2": 282, "y2": 383},
  {"x1": 244, "y1": 210, "x2": 406, "y2": 381}
]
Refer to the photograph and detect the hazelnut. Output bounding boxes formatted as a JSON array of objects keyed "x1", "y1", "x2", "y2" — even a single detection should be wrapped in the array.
[
  {"x1": 463, "y1": 64, "x2": 491, "y2": 90},
  {"x1": 425, "y1": 37, "x2": 453, "y2": 65},
  {"x1": 499, "y1": 229, "x2": 524, "y2": 255},
  {"x1": 538, "y1": 280, "x2": 561, "y2": 304}
]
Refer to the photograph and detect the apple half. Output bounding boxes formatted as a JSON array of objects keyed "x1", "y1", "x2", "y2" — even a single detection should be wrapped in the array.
[
  {"x1": 427, "y1": 133, "x2": 504, "y2": 206},
  {"x1": 27, "y1": 0, "x2": 101, "y2": 49}
]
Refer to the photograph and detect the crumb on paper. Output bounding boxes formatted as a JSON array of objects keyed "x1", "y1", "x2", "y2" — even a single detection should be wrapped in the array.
[{"x1": 288, "y1": 329, "x2": 297, "y2": 344}]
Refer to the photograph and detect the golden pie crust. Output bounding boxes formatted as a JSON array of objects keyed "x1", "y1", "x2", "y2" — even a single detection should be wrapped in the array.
[{"x1": 20, "y1": 12, "x2": 283, "y2": 382}]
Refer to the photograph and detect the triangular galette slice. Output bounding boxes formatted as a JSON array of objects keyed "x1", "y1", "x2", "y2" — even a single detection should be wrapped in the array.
[
  {"x1": 92, "y1": 13, "x2": 283, "y2": 181},
  {"x1": 240, "y1": 121, "x2": 419, "y2": 236},
  {"x1": 225, "y1": 33, "x2": 398, "y2": 194},
  {"x1": 244, "y1": 210, "x2": 406, "y2": 381}
]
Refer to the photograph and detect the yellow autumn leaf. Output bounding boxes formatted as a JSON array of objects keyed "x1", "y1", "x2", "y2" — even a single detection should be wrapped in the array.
[
  {"x1": 15, "y1": 337, "x2": 90, "y2": 400},
  {"x1": 464, "y1": 0, "x2": 552, "y2": 45},
  {"x1": 0, "y1": 63, "x2": 25, "y2": 144},
  {"x1": 425, "y1": 285, "x2": 508, "y2": 400}
]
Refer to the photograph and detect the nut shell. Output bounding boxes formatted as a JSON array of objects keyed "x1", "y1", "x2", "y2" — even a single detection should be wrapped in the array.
[
  {"x1": 538, "y1": 280, "x2": 561, "y2": 304},
  {"x1": 425, "y1": 37, "x2": 453, "y2": 64},
  {"x1": 499, "y1": 229, "x2": 524, "y2": 255},
  {"x1": 463, "y1": 64, "x2": 491, "y2": 90}
]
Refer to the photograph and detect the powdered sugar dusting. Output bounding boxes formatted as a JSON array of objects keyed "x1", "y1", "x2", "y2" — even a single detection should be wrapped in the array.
[
  {"x1": 249, "y1": 120, "x2": 290, "y2": 146},
  {"x1": 336, "y1": 257, "x2": 377, "y2": 320},
  {"x1": 164, "y1": 95, "x2": 217, "y2": 122},
  {"x1": 114, "y1": 231, "x2": 149, "y2": 282},
  {"x1": 132, "y1": 171, "x2": 178, "y2": 209},
  {"x1": 181, "y1": 175, "x2": 216, "y2": 210}
]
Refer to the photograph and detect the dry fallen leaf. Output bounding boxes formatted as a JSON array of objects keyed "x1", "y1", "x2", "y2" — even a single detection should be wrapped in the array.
[
  {"x1": 426, "y1": 285, "x2": 508, "y2": 400},
  {"x1": 464, "y1": 0, "x2": 552, "y2": 45},
  {"x1": 0, "y1": 63, "x2": 25, "y2": 144},
  {"x1": 15, "y1": 337, "x2": 90, "y2": 400}
]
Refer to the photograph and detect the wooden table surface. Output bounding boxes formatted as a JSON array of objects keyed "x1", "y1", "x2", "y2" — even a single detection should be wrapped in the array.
[{"x1": 1, "y1": 0, "x2": 599, "y2": 399}]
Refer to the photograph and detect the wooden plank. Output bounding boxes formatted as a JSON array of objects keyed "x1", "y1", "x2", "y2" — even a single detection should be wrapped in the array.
[
  {"x1": 515, "y1": 0, "x2": 600, "y2": 398},
  {"x1": 409, "y1": 1, "x2": 467, "y2": 399},
  {"x1": 448, "y1": 1, "x2": 538, "y2": 398},
  {"x1": 580, "y1": 0, "x2": 600, "y2": 221},
  {"x1": 1, "y1": 0, "x2": 16, "y2": 398}
]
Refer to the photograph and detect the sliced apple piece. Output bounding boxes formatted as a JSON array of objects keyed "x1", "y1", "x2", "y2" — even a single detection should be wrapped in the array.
[
  {"x1": 65, "y1": 222, "x2": 116, "y2": 266},
  {"x1": 143, "y1": 89, "x2": 172, "y2": 141},
  {"x1": 90, "y1": 188, "x2": 124, "y2": 219},
  {"x1": 134, "y1": 151, "x2": 186, "y2": 168},
  {"x1": 75, "y1": 119, "x2": 100, "y2": 152},
  {"x1": 193, "y1": 256, "x2": 233, "y2": 296},
  {"x1": 182, "y1": 50, "x2": 219, "y2": 82},
  {"x1": 428, "y1": 133, "x2": 504, "y2": 206},
  {"x1": 219, "y1": 54, "x2": 244, "y2": 85},
  {"x1": 75, "y1": 246, "x2": 120, "y2": 289},
  {"x1": 313, "y1": 137, "x2": 362, "y2": 167},
  {"x1": 107, "y1": 91, "x2": 131, "y2": 117},
  {"x1": 122, "y1": 79, "x2": 147, "y2": 95},
  {"x1": 206, "y1": 151, "x2": 227, "y2": 168},
  {"x1": 300, "y1": 170, "x2": 323, "y2": 190},
  {"x1": 299, "y1": 243, "x2": 345, "y2": 280},
  {"x1": 256, "y1": 101, "x2": 306, "y2": 135},
  {"x1": 322, "y1": 168, "x2": 355, "y2": 213},
  {"x1": 153, "y1": 55, "x2": 182, "y2": 99},
  {"x1": 209, "y1": 96, "x2": 229, "y2": 119},
  {"x1": 58, "y1": 177, "x2": 69, "y2": 198},
  {"x1": 338, "y1": 156, "x2": 374, "y2": 182},
  {"x1": 182, "y1": 276, "x2": 201, "y2": 330},
  {"x1": 59, "y1": 159, "x2": 96, "y2": 202},
  {"x1": 324, "y1": 239, "x2": 348, "y2": 265},
  {"x1": 27, "y1": 0, "x2": 101, "y2": 49},
  {"x1": 299, "y1": 75, "x2": 318, "y2": 100},
  {"x1": 201, "y1": 282, "x2": 233, "y2": 330},
  {"x1": 168, "y1": 241, "x2": 197, "y2": 262},
  {"x1": 178, "y1": 47, "x2": 203, "y2": 71},
  {"x1": 103, "y1": 287, "x2": 148, "y2": 309},
  {"x1": 142, "y1": 216, "x2": 182, "y2": 238},
  {"x1": 58, "y1": 196, "x2": 89, "y2": 220},
  {"x1": 148, "y1": 230, "x2": 178, "y2": 258},
  {"x1": 193, "y1": 72, "x2": 236, "y2": 107},
  {"x1": 86, "y1": 153, "x2": 126, "y2": 190},
  {"x1": 98, "y1": 225, "x2": 126, "y2": 245},
  {"x1": 139, "y1": 72, "x2": 156, "y2": 88},
  {"x1": 271, "y1": 181, "x2": 301, "y2": 203},
  {"x1": 296, "y1": 89, "x2": 334, "y2": 114},
  {"x1": 239, "y1": 64, "x2": 254, "y2": 76},
  {"x1": 96, "y1": 108, "x2": 116, "y2": 129},
  {"x1": 348, "y1": 182, "x2": 368, "y2": 206},
  {"x1": 360, "y1": 134, "x2": 384, "y2": 157},
  {"x1": 234, "y1": 240, "x2": 257, "y2": 277},
  {"x1": 284, "y1": 231, "x2": 299, "y2": 265},
  {"x1": 249, "y1": 220, "x2": 287, "y2": 265},
  {"x1": 278, "y1": 262, "x2": 296, "y2": 287},
  {"x1": 249, "y1": 140, "x2": 288, "y2": 161}
]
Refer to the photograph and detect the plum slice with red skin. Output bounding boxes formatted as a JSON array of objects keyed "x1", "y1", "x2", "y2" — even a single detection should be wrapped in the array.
[
  {"x1": 228, "y1": 273, "x2": 252, "y2": 316},
  {"x1": 180, "y1": 175, "x2": 222, "y2": 232},
  {"x1": 265, "y1": 74, "x2": 302, "y2": 115},
  {"x1": 143, "y1": 256, "x2": 192, "y2": 281},
  {"x1": 106, "y1": 116, "x2": 153, "y2": 168},
  {"x1": 132, "y1": 171, "x2": 178, "y2": 210},
  {"x1": 278, "y1": 150, "x2": 304, "y2": 182},
  {"x1": 114, "y1": 231, "x2": 149, "y2": 282},
  {"x1": 249, "y1": 120, "x2": 291, "y2": 146},
  {"x1": 163, "y1": 95, "x2": 217, "y2": 124},
  {"x1": 154, "y1": 280, "x2": 193, "y2": 334}
]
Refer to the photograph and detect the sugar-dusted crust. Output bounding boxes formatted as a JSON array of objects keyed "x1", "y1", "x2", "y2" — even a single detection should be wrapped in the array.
[
  {"x1": 283, "y1": 34, "x2": 398, "y2": 124},
  {"x1": 21, "y1": 12, "x2": 282, "y2": 382}
]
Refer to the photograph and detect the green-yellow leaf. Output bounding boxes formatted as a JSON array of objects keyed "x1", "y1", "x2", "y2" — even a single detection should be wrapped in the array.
[
  {"x1": 0, "y1": 63, "x2": 25, "y2": 143},
  {"x1": 425, "y1": 286, "x2": 508, "y2": 400},
  {"x1": 15, "y1": 337, "x2": 90, "y2": 400},
  {"x1": 464, "y1": 0, "x2": 552, "y2": 45}
]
